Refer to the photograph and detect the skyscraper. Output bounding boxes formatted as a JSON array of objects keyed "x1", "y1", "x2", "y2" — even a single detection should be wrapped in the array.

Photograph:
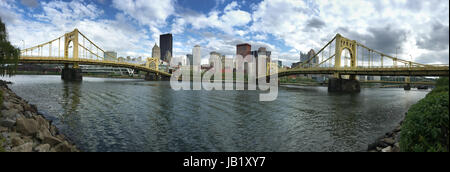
[
  {"x1": 160, "y1": 33, "x2": 172, "y2": 62},
  {"x1": 151, "y1": 43, "x2": 160, "y2": 59},
  {"x1": 236, "y1": 43, "x2": 251, "y2": 58},
  {"x1": 104, "y1": 51, "x2": 117, "y2": 61},
  {"x1": 186, "y1": 54, "x2": 193, "y2": 66}
]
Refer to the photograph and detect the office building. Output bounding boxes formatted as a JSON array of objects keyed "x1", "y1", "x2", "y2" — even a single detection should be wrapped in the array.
[
  {"x1": 160, "y1": 33, "x2": 172, "y2": 62},
  {"x1": 152, "y1": 43, "x2": 160, "y2": 59},
  {"x1": 104, "y1": 51, "x2": 117, "y2": 61}
]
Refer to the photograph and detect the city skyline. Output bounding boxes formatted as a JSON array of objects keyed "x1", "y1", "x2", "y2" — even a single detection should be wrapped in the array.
[{"x1": 0, "y1": 0, "x2": 448, "y2": 66}]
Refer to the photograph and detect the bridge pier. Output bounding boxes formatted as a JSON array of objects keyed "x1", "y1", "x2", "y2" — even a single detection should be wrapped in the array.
[
  {"x1": 328, "y1": 78, "x2": 360, "y2": 92},
  {"x1": 61, "y1": 65, "x2": 82, "y2": 81},
  {"x1": 145, "y1": 73, "x2": 158, "y2": 81},
  {"x1": 404, "y1": 83, "x2": 411, "y2": 90}
]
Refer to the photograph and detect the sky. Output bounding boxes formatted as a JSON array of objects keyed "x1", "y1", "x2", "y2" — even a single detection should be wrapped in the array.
[{"x1": 0, "y1": 0, "x2": 449, "y2": 66}]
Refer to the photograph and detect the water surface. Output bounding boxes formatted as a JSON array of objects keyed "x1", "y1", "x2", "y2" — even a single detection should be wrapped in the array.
[{"x1": 2, "y1": 75, "x2": 428, "y2": 152}]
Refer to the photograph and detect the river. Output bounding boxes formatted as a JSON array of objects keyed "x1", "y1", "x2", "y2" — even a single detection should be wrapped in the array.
[{"x1": 1, "y1": 75, "x2": 429, "y2": 152}]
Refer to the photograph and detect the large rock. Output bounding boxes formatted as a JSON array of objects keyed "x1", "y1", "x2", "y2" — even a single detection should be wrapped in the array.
[
  {"x1": 34, "y1": 115, "x2": 50, "y2": 130},
  {"x1": 381, "y1": 146, "x2": 392, "y2": 152},
  {"x1": 43, "y1": 135, "x2": 63, "y2": 146},
  {"x1": 11, "y1": 142, "x2": 33, "y2": 152},
  {"x1": 11, "y1": 137, "x2": 25, "y2": 147},
  {"x1": 51, "y1": 141, "x2": 73, "y2": 152},
  {"x1": 0, "y1": 126, "x2": 8, "y2": 132},
  {"x1": 382, "y1": 138, "x2": 396, "y2": 145},
  {"x1": 0, "y1": 118, "x2": 16, "y2": 128},
  {"x1": 15, "y1": 117, "x2": 40, "y2": 135},
  {"x1": 34, "y1": 144, "x2": 51, "y2": 152}
]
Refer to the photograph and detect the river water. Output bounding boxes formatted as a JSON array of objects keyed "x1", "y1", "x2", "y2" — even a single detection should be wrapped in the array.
[{"x1": 1, "y1": 75, "x2": 429, "y2": 152}]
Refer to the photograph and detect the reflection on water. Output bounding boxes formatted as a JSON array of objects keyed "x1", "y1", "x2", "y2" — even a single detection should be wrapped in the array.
[{"x1": 2, "y1": 75, "x2": 429, "y2": 152}]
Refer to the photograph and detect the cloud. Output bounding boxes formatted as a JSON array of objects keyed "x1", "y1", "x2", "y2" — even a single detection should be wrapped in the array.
[
  {"x1": 305, "y1": 17, "x2": 325, "y2": 30},
  {"x1": 416, "y1": 22, "x2": 449, "y2": 51},
  {"x1": 20, "y1": 0, "x2": 39, "y2": 8},
  {"x1": 112, "y1": 0, "x2": 174, "y2": 28}
]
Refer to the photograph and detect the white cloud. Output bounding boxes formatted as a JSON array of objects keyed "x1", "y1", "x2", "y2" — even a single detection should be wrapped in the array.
[{"x1": 112, "y1": 0, "x2": 174, "y2": 28}]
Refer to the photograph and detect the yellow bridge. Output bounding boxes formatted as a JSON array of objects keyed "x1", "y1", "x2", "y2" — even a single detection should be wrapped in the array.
[
  {"x1": 20, "y1": 29, "x2": 170, "y2": 81},
  {"x1": 274, "y1": 34, "x2": 448, "y2": 78}
]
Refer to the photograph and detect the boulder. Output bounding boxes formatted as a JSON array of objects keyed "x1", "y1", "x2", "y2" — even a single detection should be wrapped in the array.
[
  {"x1": 36, "y1": 129, "x2": 52, "y2": 141},
  {"x1": 0, "y1": 118, "x2": 16, "y2": 128},
  {"x1": 382, "y1": 138, "x2": 396, "y2": 145},
  {"x1": 43, "y1": 135, "x2": 63, "y2": 146},
  {"x1": 11, "y1": 142, "x2": 33, "y2": 152},
  {"x1": 0, "y1": 126, "x2": 8, "y2": 132},
  {"x1": 11, "y1": 137, "x2": 25, "y2": 147},
  {"x1": 381, "y1": 146, "x2": 392, "y2": 152},
  {"x1": 34, "y1": 115, "x2": 50, "y2": 130},
  {"x1": 15, "y1": 117, "x2": 40, "y2": 135},
  {"x1": 51, "y1": 141, "x2": 72, "y2": 152},
  {"x1": 24, "y1": 111, "x2": 33, "y2": 118},
  {"x1": 34, "y1": 144, "x2": 51, "y2": 152}
]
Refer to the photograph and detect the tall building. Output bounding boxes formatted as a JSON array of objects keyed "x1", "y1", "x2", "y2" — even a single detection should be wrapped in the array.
[
  {"x1": 277, "y1": 60, "x2": 282, "y2": 67},
  {"x1": 209, "y1": 51, "x2": 221, "y2": 67},
  {"x1": 186, "y1": 54, "x2": 193, "y2": 66},
  {"x1": 251, "y1": 47, "x2": 271, "y2": 77},
  {"x1": 160, "y1": 33, "x2": 172, "y2": 62},
  {"x1": 192, "y1": 45, "x2": 201, "y2": 73},
  {"x1": 300, "y1": 49, "x2": 317, "y2": 67},
  {"x1": 104, "y1": 51, "x2": 117, "y2": 61},
  {"x1": 236, "y1": 43, "x2": 251, "y2": 58},
  {"x1": 151, "y1": 43, "x2": 160, "y2": 59}
]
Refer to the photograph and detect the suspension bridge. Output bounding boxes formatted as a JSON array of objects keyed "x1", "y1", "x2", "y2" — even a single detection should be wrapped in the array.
[
  {"x1": 19, "y1": 29, "x2": 170, "y2": 81},
  {"x1": 273, "y1": 33, "x2": 448, "y2": 91}
]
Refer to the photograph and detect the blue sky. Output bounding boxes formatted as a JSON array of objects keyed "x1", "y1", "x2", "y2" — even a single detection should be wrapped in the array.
[{"x1": 1, "y1": 0, "x2": 449, "y2": 66}]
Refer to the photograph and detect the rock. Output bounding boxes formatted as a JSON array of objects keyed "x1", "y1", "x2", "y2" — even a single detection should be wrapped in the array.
[
  {"x1": 34, "y1": 144, "x2": 50, "y2": 152},
  {"x1": 376, "y1": 147, "x2": 382, "y2": 151},
  {"x1": 34, "y1": 115, "x2": 49, "y2": 130},
  {"x1": 11, "y1": 142, "x2": 33, "y2": 152},
  {"x1": 0, "y1": 118, "x2": 16, "y2": 128},
  {"x1": 56, "y1": 134, "x2": 65, "y2": 140},
  {"x1": 11, "y1": 137, "x2": 24, "y2": 147},
  {"x1": 50, "y1": 125, "x2": 58, "y2": 136},
  {"x1": 43, "y1": 135, "x2": 63, "y2": 146},
  {"x1": 36, "y1": 129, "x2": 51, "y2": 141},
  {"x1": 392, "y1": 143, "x2": 400, "y2": 152},
  {"x1": 24, "y1": 111, "x2": 33, "y2": 118},
  {"x1": 1, "y1": 109, "x2": 20, "y2": 119},
  {"x1": 15, "y1": 117, "x2": 39, "y2": 135},
  {"x1": 52, "y1": 141, "x2": 72, "y2": 152},
  {"x1": 382, "y1": 138, "x2": 396, "y2": 145},
  {"x1": 381, "y1": 146, "x2": 392, "y2": 152},
  {"x1": 393, "y1": 125, "x2": 401, "y2": 132},
  {"x1": 0, "y1": 126, "x2": 8, "y2": 132}
]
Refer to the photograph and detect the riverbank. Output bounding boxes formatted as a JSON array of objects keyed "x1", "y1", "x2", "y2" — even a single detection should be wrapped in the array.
[
  {"x1": 0, "y1": 80, "x2": 79, "y2": 152},
  {"x1": 367, "y1": 120, "x2": 402, "y2": 152}
]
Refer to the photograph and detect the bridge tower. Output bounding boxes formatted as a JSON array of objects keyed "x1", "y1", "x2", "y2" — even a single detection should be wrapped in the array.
[
  {"x1": 61, "y1": 29, "x2": 82, "y2": 81},
  {"x1": 328, "y1": 34, "x2": 360, "y2": 92},
  {"x1": 144, "y1": 57, "x2": 160, "y2": 81}
]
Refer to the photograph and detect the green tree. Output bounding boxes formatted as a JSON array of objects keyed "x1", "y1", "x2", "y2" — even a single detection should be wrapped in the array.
[{"x1": 0, "y1": 17, "x2": 20, "y2": 77}]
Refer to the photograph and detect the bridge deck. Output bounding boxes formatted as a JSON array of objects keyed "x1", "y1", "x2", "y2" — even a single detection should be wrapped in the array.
[{"x1": 19, "y1": 56, "x2": 171, "y2": 77}]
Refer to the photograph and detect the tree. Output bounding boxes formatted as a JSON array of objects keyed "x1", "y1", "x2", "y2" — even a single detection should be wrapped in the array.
[{"x1": 0, "y1": 17, "x2": 20, "y2": 77}]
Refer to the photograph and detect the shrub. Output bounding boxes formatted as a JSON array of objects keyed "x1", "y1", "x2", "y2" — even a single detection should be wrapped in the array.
[{"x1": 400, "y1": 77, "x2": 449, "y2": 152}]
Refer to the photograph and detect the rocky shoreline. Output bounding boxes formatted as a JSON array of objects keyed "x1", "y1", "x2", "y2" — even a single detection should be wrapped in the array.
[
  {"x1": 0, "y1": 80, "x2": 79, "y2": 152},
  {"x1": 367, "y1": 120, "x2": 403, "y2": 152}
]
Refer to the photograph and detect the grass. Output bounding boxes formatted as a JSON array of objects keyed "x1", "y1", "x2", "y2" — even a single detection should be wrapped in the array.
[{"x1": 400, "y1": 77, "x2": 449, "y2": 152}]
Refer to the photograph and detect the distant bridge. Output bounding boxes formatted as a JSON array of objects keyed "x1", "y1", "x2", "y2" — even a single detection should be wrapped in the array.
[{"x1": 20, "y1": 29, "x2": 169, "y2": 81}]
